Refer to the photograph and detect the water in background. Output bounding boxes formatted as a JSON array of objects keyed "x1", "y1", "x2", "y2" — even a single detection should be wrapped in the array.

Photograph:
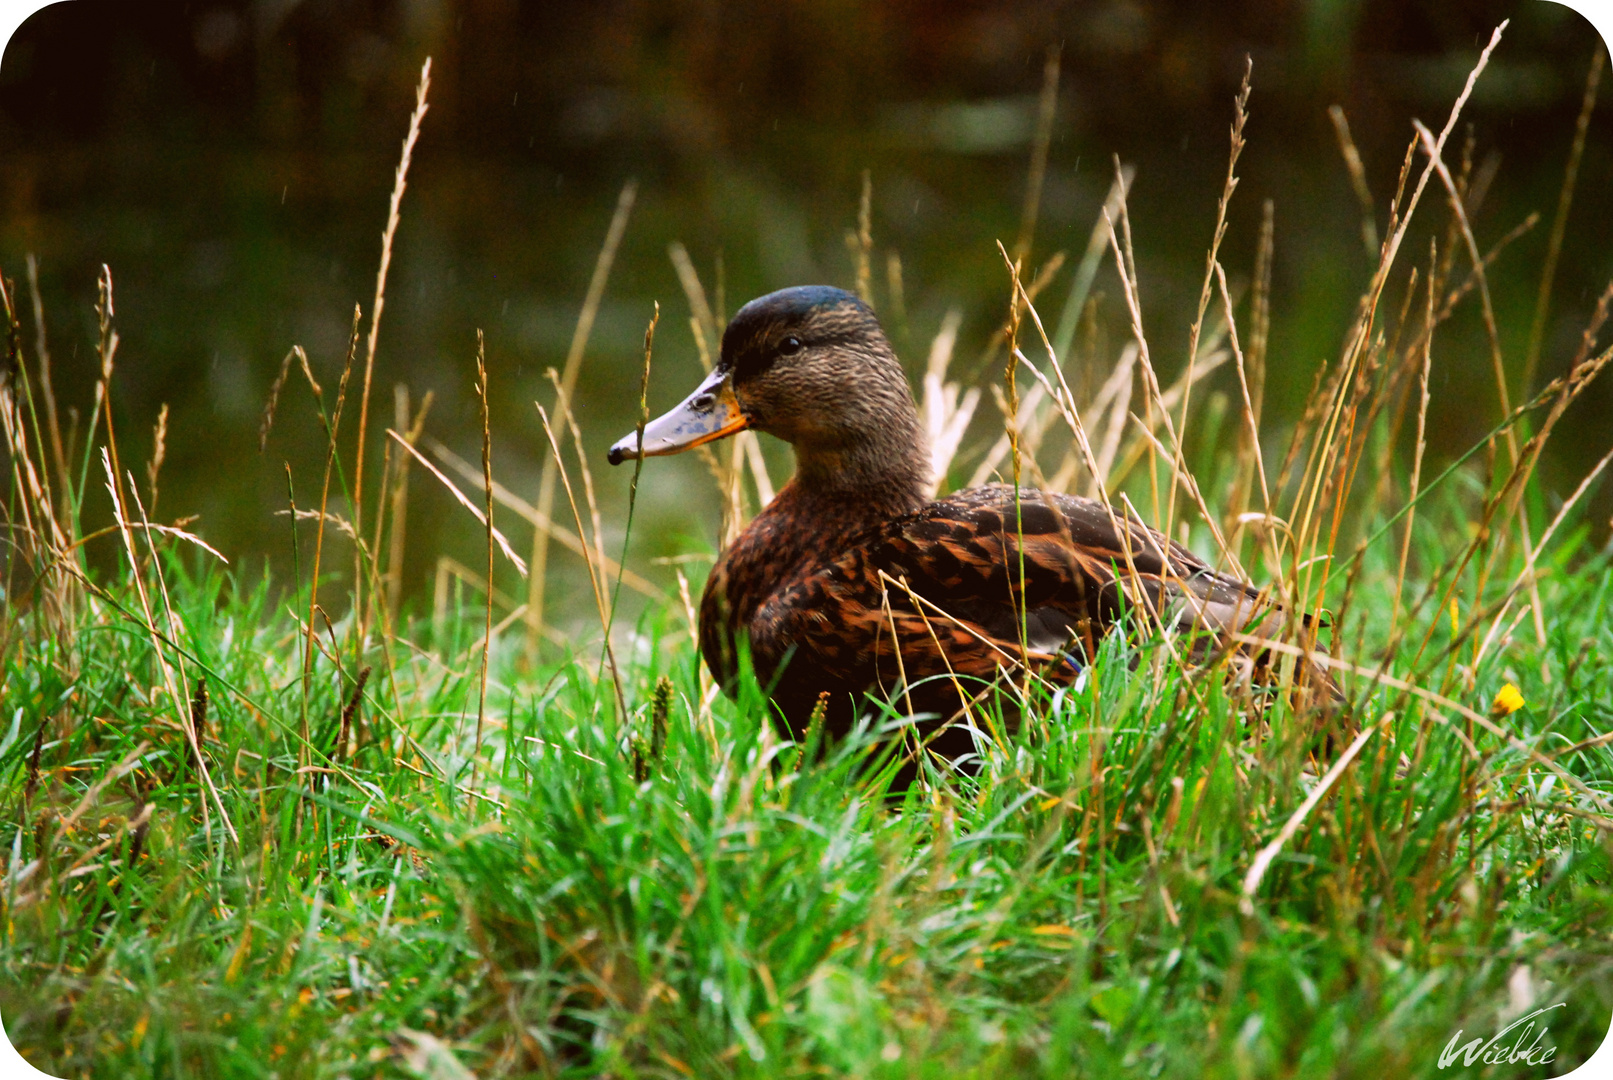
[{"x1": 2, "y1": 0, "x2": 1608, "y2": 637}]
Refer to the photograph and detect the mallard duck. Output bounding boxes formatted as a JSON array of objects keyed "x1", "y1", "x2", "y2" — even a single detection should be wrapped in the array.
[{"x1": 609, "y1": 286, "x2": 1322, "y2": 761}]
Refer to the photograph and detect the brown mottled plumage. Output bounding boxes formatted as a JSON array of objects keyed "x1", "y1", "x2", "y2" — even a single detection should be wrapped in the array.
[{"x1": 609, "y1": 286, "x2": 1325, "y2": 762}]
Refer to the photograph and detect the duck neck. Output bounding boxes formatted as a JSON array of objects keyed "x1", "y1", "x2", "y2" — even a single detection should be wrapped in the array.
[{"x1": 788, "y1": 405, "x2": 930, "y2": 525}]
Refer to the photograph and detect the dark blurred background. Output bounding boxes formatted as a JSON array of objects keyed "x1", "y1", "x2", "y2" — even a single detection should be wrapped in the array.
[{"x1": 1, "y1": 0, "x2": 1608, "y2": 633}]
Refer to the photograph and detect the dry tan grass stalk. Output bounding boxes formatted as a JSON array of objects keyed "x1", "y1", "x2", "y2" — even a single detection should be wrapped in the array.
[
  {"x1": 1124, "y1": 417, "x2": 1245, "y2": 580},
  {"x1": 1327, "y1": 106, "x2": 1380, "y2": 258},
  {"x1": 967, "y1": 381, "x2": 1045, "y2": 489},
  {"x1": 920, "y1": 310, "x2": 977, "y2": 495},
  {"x1": 1000, "y1": 253, "x2": 1028, "y2": 636},
  {"x1": 386, "y1": 386, "x2": 433, "y2": 626},
  {"x1": 977, "y1": 250, "x2": 1068, "y2": 373},
  {"x1": 0, "y1": 384, "x2": 77, "y2": 657},
  {"x1": 474, "y1": 333, "x2": 494, "y2": 768},
  {"x1": 713, "y1": 249, "x2": 727, "y2": 327},
  {"x1": 102, "y1": 450, "x2": 237, "y2": 845},
  {"x1": 849, "y1": 169, "x2": 874, "y2": 306},
  {"x1": 528, "y1": 181, "x2": 638, "y2": 663},
  {"x1": 368, "y1": 443, "x2": 395, "y2": 641},
  {"x1": 381, "y1": 385, "x2": 408, "y2": 616},
  {"x1": 1219, "y1": 200, "x2": 1275, "y2": 544},
  {"x1": 686, "y1": 316, "x2": 711, "y2": 368},
  {"x1": 1430, "y1": 131, "x2": 1473, "y2": 301},
  {"x1": 91, "y1": 267, "x2": 124, "y2": 529},
  {"x1": 1216, "y1": 263, "x2": 1277, "y2": 576},
  {"x1": 1392, "y1": 252, "x2": 1435, "y2": 628},
  {"x1": 1478, "y1": 338, "x2": 1613, "y2": 542},
  {"x1": 470, "y1": 604, "x2": 536, "y2": 658},
  {"x1": 353, "y1": 57, "x2": 431, "y2": 614},
  {"x1": 673, "y1": 566, "x2": 718, "y2": 735},
  {"x1": 1402, "y1": 342, "x2": 1613, "y2": 676},
  {"x1": 1006, "y1": 281, "x2": 1123, "y2": 526},
  {"x1": 24, "y1": 256, "x2": 69, "y2": 510},
  {"x1": 387, "y1": 432, "x2": 527, "y2": 577},
  {"x1": 602, "y1": 304, "x2": 662, "y2": 652},
  {"x1": 1101, "y1": 195, "x2": 1163, "y2": 519},
  {"x1": 875, "y1": 581, "x2": 916, "y2": 719},
  {"x1": 306, "y1": 313, "x2": 362, "y2": 708},
  {"x1": 669, "y1": 242, "x2": 719, "y2": 361},
  {"x1": 1007, "y1": 279, "x2": 1178, "y2": 648},
  {"x1": 424, "y1": 437, "x2": 658, "y2": 599},
  {"x1": 431, "y1": 556, "x2": 450, "y2": 645},
  {"x1": 1167, "y1": 59, "x2": 1251, "y2": 551},
  {"x1": 545, "y1": 369, "x2": 608, "y2": 577},
  {"x1": 1413, "y1": 118, "x2": 1550, "y2": 650},
  {"x1": 535, "y1": 402, "x2": 628, "y2": 719},
  {"x1": 1523, "y1": 48, "x2": 1603, "y2": 396},
  {"x1": 1115, "y1": 494, "x2": 1204, "y2": 672},
  {"x1": 281, "y1": 507, "x2": 361, "y2": 540},
  {"x1": 721, "y1": 438, "x2": 750, "y2": 548},
  {"x1": 1320, "y1": 330, "x2": 1396, "y2": 580},
  {"x1": 1571, "y1": 281, "x2": 1613, "y2": 368},
  {"x1": 1242, "y1": 718, "x2": 1380, "y2": 914},
  {"x1": 1014, "y1": 46, "x2": 1061, "y2": 265},
  {"x1": 1412, "y1": 120, "x2": 1517, "y2": 446},
  {"x1": 1236, "y1": 632, "x2": 1613, "y2": 818},
  {"x1": 1286, "y1": 23, "x2": 1507, "y2": 615},
  {"x1": 875, "y1": 570, "x2": 981, "y2": 739},
  {"x1": 145, "y1": 403, "x2": 168, "y2": 519},
  {"x1": 1368, "y1": 266, "x2": 1432, "y2": 510},
  {"x1": 874, "y1": 569, "x2": 1060, "y2": 697},
  {"x1": 673, "y1": 569, "x2": 699, "y2": 641},
  {"x1": 290, "y1": 349, "x2": 320, "y2": 399},
  {"x1": 1087, "y1": 343, "x2": 1137, "y2": 494},
  {"x1": 435, "y1": 555, "x2": 524, "y2": 617},
  {"x1": 1051, "y1": 167, "x2": 1133, "y2": 366},
  {"x1": 41, "y1": 520, "x2": 209, "y2": 577},
  {"x1": 742, "y1": 434, "x2": 775, "y2": 508},
  {"x1": 116, "y1": 521, "x2": 230, "y2": 564},
  {"x1": 1381, "y1": 134, "x2": 1418, "y2": 254},
  {"x1": 1269, "y1": 360, "x2": 1332, "y2": 514},
  {"x1": 17, "y1": 740, "x2": 152, "y2": 909},
  {"x1": 258, "y1": 348, "x2": 297, "y2": 453},
  {"x1": 1013, "y1": 356, "x2": 1110, "y2": 510},
  {"x1": 1474, "y1": 441, "x2": 1613, "y2": 671},
  {"x1": 1248, "y1": 200, "x2": 1274, "y2": 410},
  {"x1": 0, "y1": 372, "x2": 67, "y2": 562},
  {"x1": 0, "y1": 267, "x2": 86, "y2": 627},
  {"x1": 1100, "y1": 199, "x2": 1237, "y2": 567},
  {"x1": 127, "y1": 471, "x2": 197, "y2": 699},
  {"x1": 885, "y1": 251, "x2": 908, "y2": 348},
  {"x1": 989, "y1": 384, "x2": 1054, "y2": 490},
  {"x1": 0, "y1": 296, "x2": 58, "y2": 621}
]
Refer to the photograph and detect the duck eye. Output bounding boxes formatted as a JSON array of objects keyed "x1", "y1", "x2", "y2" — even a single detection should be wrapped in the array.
[{"x1": 778, "y1": 335, "x2": 803, "y2": 356}]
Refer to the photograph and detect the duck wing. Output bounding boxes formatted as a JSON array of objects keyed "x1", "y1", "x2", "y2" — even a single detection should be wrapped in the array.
[{"x1": 748, "y1": 484, "x2": 1280, "y2": 713}]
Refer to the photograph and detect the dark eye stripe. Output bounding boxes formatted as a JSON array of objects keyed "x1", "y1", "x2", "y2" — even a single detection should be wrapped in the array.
[{"x1": 733, "y1": 333, "x2": 806, "y2": 382}]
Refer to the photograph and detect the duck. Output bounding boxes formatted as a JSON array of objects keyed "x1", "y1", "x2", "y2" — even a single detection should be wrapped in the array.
[{"x1": 608, "y1": 286, "x2": 1328, "y2": 765}]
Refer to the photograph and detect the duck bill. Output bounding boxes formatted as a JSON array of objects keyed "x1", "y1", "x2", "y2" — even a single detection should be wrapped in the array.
[{"x1": 607, "y1": 368, "x2": 748, "y2": 465}]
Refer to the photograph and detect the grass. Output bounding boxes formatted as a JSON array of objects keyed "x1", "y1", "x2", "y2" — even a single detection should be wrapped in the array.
[{"x1": 3, "y1": 26, "x2": 1613, "y2": 1080}]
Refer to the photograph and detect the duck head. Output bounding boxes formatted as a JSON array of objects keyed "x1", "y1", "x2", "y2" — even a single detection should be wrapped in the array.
[{"x1": 608, "y1": 286, "x2": 929, "y2": 501}]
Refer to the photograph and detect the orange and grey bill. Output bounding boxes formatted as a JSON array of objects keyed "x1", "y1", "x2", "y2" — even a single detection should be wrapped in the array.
[{"x1": 607, "y1": 367, "x2": 749, "y2": 464}]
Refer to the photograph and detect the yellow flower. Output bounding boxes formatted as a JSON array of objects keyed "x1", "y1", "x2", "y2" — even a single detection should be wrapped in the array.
[{"x1": 1491, "y1": 683, "x2": 1525, "y2": 716}]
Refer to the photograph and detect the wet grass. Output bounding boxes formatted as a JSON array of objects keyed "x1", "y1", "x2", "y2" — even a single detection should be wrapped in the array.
[
  {"x1": 4, "y1": 26, "x2": 1613, "y2": 1080},
  {"x1": 1, "y1": 503, "x2": 1610, "y2": 1078}
]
